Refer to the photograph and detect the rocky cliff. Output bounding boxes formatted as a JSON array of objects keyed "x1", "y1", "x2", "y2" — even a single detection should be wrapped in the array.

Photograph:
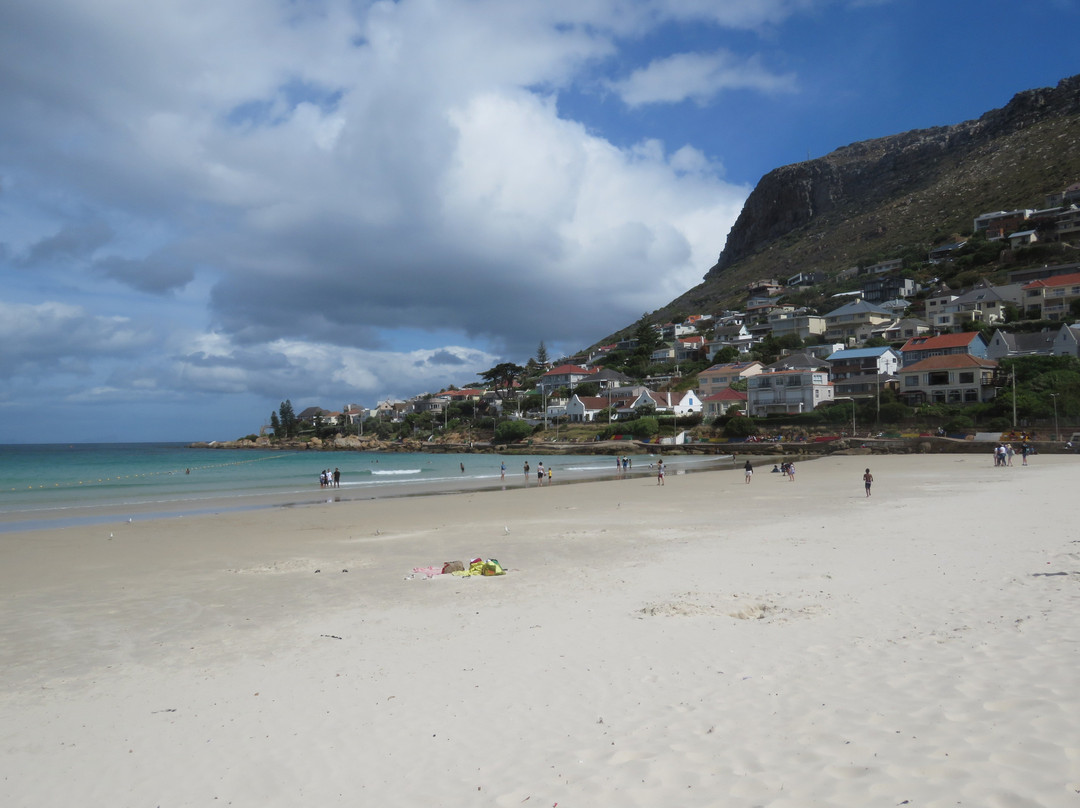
[{"x1": 708, "y1": 74, "x2": 1080, "y2": 279}]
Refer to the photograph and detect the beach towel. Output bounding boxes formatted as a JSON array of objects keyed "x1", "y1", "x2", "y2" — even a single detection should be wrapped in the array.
[
  {"x1": 452, "y1": 558, "x2": 505, "y2": 577},
  {"x1": 410, "y1": 565, "x2": 443, "y2": 578}
]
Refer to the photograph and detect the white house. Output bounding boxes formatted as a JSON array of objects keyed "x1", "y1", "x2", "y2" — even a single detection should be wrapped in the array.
[
  {"x1": 897, "y1": 355, "x2": 998, "y2": 406},
  {"x1": 746, "y1": 369, "x2": 834, "y2": 417},
  {"x1": 1051, "y1": 323, "x2": 1080, "y2": 357}
]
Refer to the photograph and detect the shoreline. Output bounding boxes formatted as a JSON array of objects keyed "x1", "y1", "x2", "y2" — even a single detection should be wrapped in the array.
[{"x1": 0, "y1": 452, "x2": 748, "y2": 533}]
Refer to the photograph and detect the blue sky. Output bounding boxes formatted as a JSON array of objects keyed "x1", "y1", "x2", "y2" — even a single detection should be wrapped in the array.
[{"x1": 1, "y1": 0, "x2": 1078, "y2": 442}]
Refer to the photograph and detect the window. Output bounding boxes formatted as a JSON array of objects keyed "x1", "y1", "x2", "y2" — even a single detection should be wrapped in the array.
[
  {"x1": 927, "y1": 371, "x2": 949, "y2": 386},
  {"x1": 958, "y1": 372, "x2": 974, "y2": 384},
  {"x1": 964, "y1": 389, "x2": 979, "y2": 403},
  {"x1": 905, "y1": 376, "x2": 919, "y2": 387}
]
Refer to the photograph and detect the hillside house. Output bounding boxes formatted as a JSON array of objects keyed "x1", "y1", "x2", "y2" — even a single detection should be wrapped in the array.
[
  {"x1": 865, "y1": 259, "x2": 903, "y2": 275},
  {"x1": 565, "y1": 394, "x2": 634, "y2": 423},
  {"x1": 879, "y1": 317, "x2": 931, "y2": 342},
  {"x1": 899, "y1": 332, "x2": 988, "y2": 367},
  {"x1": 928, "y1": 241, "x2": 967, "y2": 263},
  {"x1": 768, "y1": 309, "x2": 826, "y2": 341},
  {"x1": 707, "y1": 324, "x2": 755, "y2": 357},
  {"x1": 766, "y1": 352, "x2": 829, "y2": 373},
  {"x1": 974, "y1": 209, "x2": 1031, "y2": 241},
  {"x1": 1022, "y1": 271, "x2": 1080, "y2": 321},
  {"x1": 746, "y1": 369, "x2": 833, "y2": 417},
  {"x1": 1052, "y1": 323, "x2": 1080, "y2": 357},
  {"x1": 986, "y1": 329, "x2": 1056, "y2": 360},
  {"x1": 897, "y1": 355, "x2": 998, "y2": 406},
  {"x1": 826, "y1": 347, "x2": 901, "y2": 379},
  {"x1": 696, "y1": 361, "x2": 764, "y2": 397},
  {"x1": 923, "y1": 284, "x2": 959, "y2": 328},
  {"x1": 833, "y1": 373, "x2": 899, "y2": 402},
  {"x1": 936, "y1": 282, "x2": 1022, "y2": 330},
  {"x1": 537, "y1": 364, "x2": 595, "y2": 395},
  {"x1": 862, "y1": 276, "x2": 915, "y2": 304},
  {"x1": 823, "y1": 299, "x2": 892, "y2": 344},
  {"x1": 701, "y1": 388, "x2": 747, "y2": 419}
]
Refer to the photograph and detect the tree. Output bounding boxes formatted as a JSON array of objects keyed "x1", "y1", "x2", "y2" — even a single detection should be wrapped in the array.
[
  {"x1": 278, "y1": 400, "x2": 297, "y2": 438},
  {"x1": 775, "y1": 333, "x2": 803, "y2": 351},
  {"x1": 478, "y1": 362, "x2": 524, "y2": 401},
  {"x1": 535, "y1": 341, "x2": 549, "y2": 366},
  {"x1": 711, "y1": 346, "x2": 740, "y2": 364},
  {"x1": 751, "y1": 334, "x2": 781, "y2": 365},
  {"x1": 269, "y1": 411, "x2": 281, "y2": 437},
  {"x1": 632, "y1": 315, "x2": 663, "y2": 354}
]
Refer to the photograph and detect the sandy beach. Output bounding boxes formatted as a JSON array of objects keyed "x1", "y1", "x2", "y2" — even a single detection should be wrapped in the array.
[{"x1": 2, "y1": 453, "x2": 1078, "y2": 806}]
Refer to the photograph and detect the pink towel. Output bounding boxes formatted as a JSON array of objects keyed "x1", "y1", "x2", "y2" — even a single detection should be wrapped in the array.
[{"x1": 411, "y1": 565, "x2": 443, "y2": 578}]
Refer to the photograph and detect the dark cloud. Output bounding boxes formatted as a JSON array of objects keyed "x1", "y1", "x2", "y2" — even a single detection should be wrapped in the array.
[
  {"x1": 18, "y1": 220, "x2": 114, "y2": 267},
  {"x1": 94, "y1": 255, "x2": 195, "y2": 294},
  {"x1": 426, "y1": 350, "x2": 468, "y2": 366}
]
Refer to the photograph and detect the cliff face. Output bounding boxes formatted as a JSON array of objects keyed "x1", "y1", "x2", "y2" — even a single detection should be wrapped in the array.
[{"x1": 707, "y1": 74, "x2": 1080, "y2": 278}]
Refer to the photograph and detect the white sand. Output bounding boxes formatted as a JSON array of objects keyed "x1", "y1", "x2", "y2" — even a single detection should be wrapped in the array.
[{"x1": 2, "y1": 454, "x2": 1079, "y2": 807}]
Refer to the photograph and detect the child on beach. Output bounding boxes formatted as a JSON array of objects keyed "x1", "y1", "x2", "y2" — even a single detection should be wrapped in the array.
[
  {"x1": 744, "y1": 460, "x2": 753, "y2": 483},
  {"x1": 657, "y1": 459, "x2": 665, "y2": 486},
  {"x1": 863, "y1": 468, "x2": 873, "y2": 497}
]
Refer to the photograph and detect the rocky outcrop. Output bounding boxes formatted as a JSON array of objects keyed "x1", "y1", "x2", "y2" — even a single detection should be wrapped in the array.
[{"x1": 707, "y1": 74, "x2": 1080, "y2": 277}]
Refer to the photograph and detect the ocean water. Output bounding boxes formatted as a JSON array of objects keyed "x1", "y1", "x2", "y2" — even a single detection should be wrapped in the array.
[{"x1": 0, "y1": 443, "x2": 729, "y2": 531}]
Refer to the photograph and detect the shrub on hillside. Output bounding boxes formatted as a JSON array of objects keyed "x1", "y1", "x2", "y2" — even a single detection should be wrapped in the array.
[
  {"x1": 723, "y1": 415, "x2": 758, "y2": 438},
  {"x1": 494, "y1": 420, "x2": 534, "y2": 444}
]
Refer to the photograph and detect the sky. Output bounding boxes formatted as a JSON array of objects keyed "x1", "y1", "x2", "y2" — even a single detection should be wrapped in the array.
[{"x1": 2, "y1": 0, "x2": 1078, "y2": 443}]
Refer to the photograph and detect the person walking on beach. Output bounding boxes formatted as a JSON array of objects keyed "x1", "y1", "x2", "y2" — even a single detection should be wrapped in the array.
[
  {"x1": 863, "y1": 468, "x2": 873, "y2": 497},
  {"x1": 786, "y1": 462, "x2": 795, "y2": 482},
  {"x1": 500, "y1": 461, "x2": 506, "y2": 480},
  {"x1": 524, "y1": 461, "x2": 530, "y2": 484},
  {"x1": 656, "y1": 459, "x2": 665, "y2": 486},
  {"x1": 537, "y1": 461, "x2": 545, "y2": 486},
  {"x1": 744, "y1": 459, "x2": 753, "y2": 483},
  {"x1": 333, "y1": 467, "x2": 340, "y2": 488}
]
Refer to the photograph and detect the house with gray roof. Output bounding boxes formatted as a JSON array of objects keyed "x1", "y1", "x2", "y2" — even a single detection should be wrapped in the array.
[
  {"x1": 825, "y1": 347, "x2": 901, "y2": 379},
  {"x1": 823, "y1": 299, "x2": 892, "y2": 344},
  {"x1": 986, "y1": 329, "x2": 1057, "y2": 360}
]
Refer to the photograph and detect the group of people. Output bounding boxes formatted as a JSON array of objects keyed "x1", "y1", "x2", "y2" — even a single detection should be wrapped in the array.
[
  {"x1": 523, "y1": 460, "x2": 552, "y2": 485},
  {"x1": 771, "y1": 462, "x2": 796, "y2": 481},
  {"x1": 993, "y1": 442, "x2": 1032, "y2": 467},
  {"x1": 319, "y1": 468, "x2": 341, "y2": 488}
]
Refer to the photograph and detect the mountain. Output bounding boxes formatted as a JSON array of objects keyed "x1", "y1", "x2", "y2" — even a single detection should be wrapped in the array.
[{"x1": 618, "y1": 74, "x2": 1080, "y2": 334}]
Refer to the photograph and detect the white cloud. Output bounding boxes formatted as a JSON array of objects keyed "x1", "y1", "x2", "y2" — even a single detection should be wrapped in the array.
[
  {"x1": 0, "y1": 301, "x2": 151, "y2": 377},
  {"x1": 1, "y1": 0, "x2": 824, "y2": 438},
  {"x1": 608, "y1": 50, "x2": 797, "y2": 107}
]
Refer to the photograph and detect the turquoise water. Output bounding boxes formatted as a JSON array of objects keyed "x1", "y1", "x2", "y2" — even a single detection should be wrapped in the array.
[{"x1": 0, "y1": 443, "x2": 728, "y2": 531}]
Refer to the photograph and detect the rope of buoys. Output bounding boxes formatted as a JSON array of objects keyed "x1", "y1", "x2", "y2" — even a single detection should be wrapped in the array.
[{"x1": 5, "y1": 453, "x2": 290, "y2": 493}]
